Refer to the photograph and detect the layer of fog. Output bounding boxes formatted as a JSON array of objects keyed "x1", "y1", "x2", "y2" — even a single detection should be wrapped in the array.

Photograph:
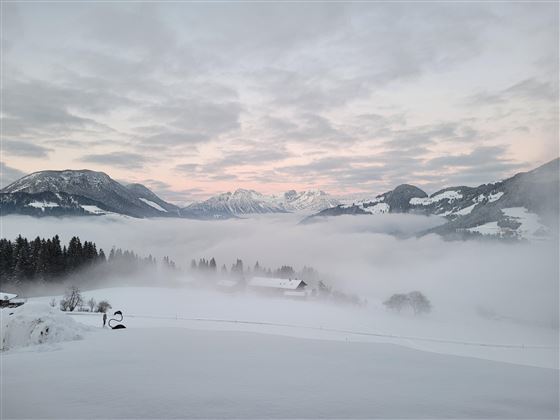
[{"x1": 1, "y1": 213, "x2": 558, "y2": 332}]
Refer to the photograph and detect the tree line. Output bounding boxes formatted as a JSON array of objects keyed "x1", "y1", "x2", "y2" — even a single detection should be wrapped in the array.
[
  {"x1": 0, "y1": 235, "x2": 176, "y2": 286},
  {"x1": 190, "y1": 257, "x2": 321, "y2": 282}
]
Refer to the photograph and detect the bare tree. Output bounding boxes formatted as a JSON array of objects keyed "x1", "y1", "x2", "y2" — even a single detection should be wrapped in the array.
[
  {"x1": 60, "y1": 286, "x2": 83, "y2": 312},
  {"x1": 87, "y1": 297, "x2": 96, "y2": 312},
  {"x1": 49, "y1": 297, "x2": 57, "y2": 308}
]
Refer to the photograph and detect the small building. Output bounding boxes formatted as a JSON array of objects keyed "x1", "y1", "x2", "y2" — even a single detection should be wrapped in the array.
[
  {"x1": 0, "y1": 291, "x2": 24, "y2": 308},
  {"x1": 248, "y1": 277, "x2": 308, "y2": 299}
]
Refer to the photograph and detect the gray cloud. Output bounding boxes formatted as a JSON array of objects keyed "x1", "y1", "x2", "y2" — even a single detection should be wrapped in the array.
[
  {"x1": 0, "y1": 161, "x2": 27, "y2": 188},
  {"x1": 80, "y1": 152, "x2": 149, "y2": 169},
  {"x1": 3, "y1": 2, "x2": 556, "y2": 191},
  {"x1": 131, "y1": 178, "x2": 204, "y2": 206},
  {"x1": 2, "y1": 78, "x2": 125, "y2": 138},
  {"x1": 468, "y1": 78, "x2": 559, "y2": 107},
  {"x1": 2, "y1": 140, "x2": 52, "y2": 158},
  {"x1": 174, "y1": 147, "x2": 292, "y2": 182}
]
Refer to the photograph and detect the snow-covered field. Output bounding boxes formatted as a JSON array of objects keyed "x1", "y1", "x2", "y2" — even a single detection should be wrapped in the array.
[
  {"x1": 1, "y1": 215, "x2": 558, "y2": 417},
  {"x1": 2, "y1": 286, "x2": 558, "y2": 418}
]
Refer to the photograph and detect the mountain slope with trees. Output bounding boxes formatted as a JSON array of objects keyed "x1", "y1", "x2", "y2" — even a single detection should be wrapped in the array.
[{"x1": 305, "y1": 158, "x2": 559, "y2": 240}]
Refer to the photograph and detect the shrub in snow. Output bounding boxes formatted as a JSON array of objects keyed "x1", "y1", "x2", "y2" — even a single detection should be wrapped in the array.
[
  {"x1": 383, "y1": 293, "x2": 410, "y2": 313},
  {"x1": 96, "y1": 300, "x2": 111, "y2": 313},
  {"x1": 384, "y1": 291, "x2": 432, "y2": 315},
  {"x1": 1, "y1": 302, "x2": 88, "y2": 351},
  {"x1": 408, "y1": 291, "x2": 432, "y2": 315}
]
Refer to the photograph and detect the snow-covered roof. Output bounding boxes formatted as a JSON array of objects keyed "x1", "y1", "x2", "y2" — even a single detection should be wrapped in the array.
[
  {"x1": 248, "y1": 277, "x2": 306, "y2": 290},
  {"x1": 0, "y1": 292, "x2": 17, "y2": 301}
]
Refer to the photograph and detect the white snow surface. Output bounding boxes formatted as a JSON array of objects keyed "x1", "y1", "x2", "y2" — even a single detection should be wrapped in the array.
[
  {"x1": 81, "y1": 205, "x2": 108, "y2": 214},
  {"x1": 26, "y1": 201, "x2": 59, "y2": 210},
  {"x1": 468, "y1": 221, "x2": 501, "y2": 235},
  {"x1": 502, "y1": 207, "x2": 548, "y2": 239},
  {"x1": 454, "y1": 203, "x2": 477, "y2": 216},
  {"x1": 1, "y1": 302, "x2": 88, "y2": 350},
  {"x1": 488, "y1": 191, "x2": 505, "y2": 202},
  {"x1": 410, "y1": 190, "x2": 463, "y2": 206},
  {"x1": 474, "y1": 191, "x2": 504, "y2": 203},
  {"x1": 2, "y1": 287, "x2": 558, "y2": 418},
  {"x1": 466, "y1": 208, "x2": 547, "y2": 240},
  {"x1": 138, "y1": 197, "x2": 167, "y2": 212},
  {"x1": 363, "y1": 202, "x2": 390, "y2": 214}
]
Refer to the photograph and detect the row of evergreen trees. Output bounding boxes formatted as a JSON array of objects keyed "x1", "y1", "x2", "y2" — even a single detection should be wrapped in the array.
[
  {"x1": 189, "y1": 257, "x2": 320, "y2": 281},
  {"x1": 0, "y1": 235, "x2": 176, "y2": 285}
]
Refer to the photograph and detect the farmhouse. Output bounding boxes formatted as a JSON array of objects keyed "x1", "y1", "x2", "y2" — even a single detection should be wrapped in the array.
[{"x1": 248, "y1": 277, "x2": 308, "y2": 299}]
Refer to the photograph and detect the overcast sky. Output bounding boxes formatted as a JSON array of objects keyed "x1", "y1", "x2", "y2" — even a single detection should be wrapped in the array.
[{"x1": 1, "y1": 2, "x2": 558, "y2": 203}]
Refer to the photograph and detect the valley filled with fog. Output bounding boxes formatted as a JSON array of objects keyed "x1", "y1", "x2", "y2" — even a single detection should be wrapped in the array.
[
  {"x1": 2, "y1": 213, "x2": 559, "y2": 418},
  {"x1": 2, "y1": 213, "x2": 558, "y2": 343}
]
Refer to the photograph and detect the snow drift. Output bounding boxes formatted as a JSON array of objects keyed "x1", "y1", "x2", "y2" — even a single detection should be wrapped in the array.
[{"x1": 1, "y1": 303, "x2": 88, "y2": 350}]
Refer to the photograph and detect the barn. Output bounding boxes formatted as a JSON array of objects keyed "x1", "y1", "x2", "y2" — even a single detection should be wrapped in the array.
[{"x1": 247, "y1": 277, "x2": 308, "y2": 299}]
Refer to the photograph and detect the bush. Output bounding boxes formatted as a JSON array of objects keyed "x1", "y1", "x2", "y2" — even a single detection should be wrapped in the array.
[
  {"x1": 384, "y1": 291, "x2": 431, "y2": 315},
  {"x1": 408, "y1": 291, "x2": 431, "y2": 315},
  {"x1": 383, "y1": 293, "x2": 410, "y2": 313},
  {"x1": 96, "y1": 300, "x2": 112, "y2": 313}
]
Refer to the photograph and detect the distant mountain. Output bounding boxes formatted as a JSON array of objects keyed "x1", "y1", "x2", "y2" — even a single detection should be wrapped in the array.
[
  {"x1": 182, "y1": 189, "x2": 286, "y2": 219},
  {"x1": 182, "y1": 188, "x2": 340, "y2": 218},
  {"x1": 305, "y1": 158, "x2": 560, "y2": 241},
  {"x1": 283, "y1": 190, "x2": 340, "y2": 213},
  {"x1": 1, "y1": 170, "x2": 180, "y2": 218}
]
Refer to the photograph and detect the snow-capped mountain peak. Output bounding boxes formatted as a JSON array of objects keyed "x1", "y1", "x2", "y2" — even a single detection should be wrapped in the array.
[{"x1": 1, "y1": 169, "x2": 179, "y2": 218}]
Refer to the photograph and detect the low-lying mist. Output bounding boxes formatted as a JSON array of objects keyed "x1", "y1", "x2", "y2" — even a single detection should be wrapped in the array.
[{"x1": 1, "y1": 213, "x2": 558, "y2": 329}]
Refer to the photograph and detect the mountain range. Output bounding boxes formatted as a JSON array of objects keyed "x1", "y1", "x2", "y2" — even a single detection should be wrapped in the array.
[
  {"x1": 0, "y1": 170, "x2": 339, "y2": 219},
  {"x1": 1, "y1": 159, "x2": 558, "y2": 240},
  {"x1": 182, "y1": 188, "x2": 340, "y2": 218},
  {"x1": 305, "y1": 158, "x2": 559, "y2": 240}
]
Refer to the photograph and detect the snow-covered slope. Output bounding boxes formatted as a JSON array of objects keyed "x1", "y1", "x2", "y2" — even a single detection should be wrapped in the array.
[
  {"x1": 306, "y1": 158, "x2": 560, "y2": 241},
  {"x1": 1, "y1": 170, "x2": 179, "y2": 218},
  {"x1": 3, "y1": 286, "x2": 557, "y2": 418},
  {"x1": 283, "y1": 189, "x2": 340, "y2": 213}
]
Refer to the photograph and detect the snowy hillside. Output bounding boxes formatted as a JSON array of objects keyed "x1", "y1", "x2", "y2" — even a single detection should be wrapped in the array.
[
  {"x1": 2, "y1": 286, "x2": 558, "y2": 418},
  {"x1": 1, "y1": 170, "x2": 180, "y2": 218},
  {"x1": 306, "y1": 158, "x2": 560, "y2": 241}
]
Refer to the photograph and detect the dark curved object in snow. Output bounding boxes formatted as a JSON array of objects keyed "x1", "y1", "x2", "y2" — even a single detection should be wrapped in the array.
[{"x1": 109, "y1": 310, "x2": 126, "y2": 329}]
